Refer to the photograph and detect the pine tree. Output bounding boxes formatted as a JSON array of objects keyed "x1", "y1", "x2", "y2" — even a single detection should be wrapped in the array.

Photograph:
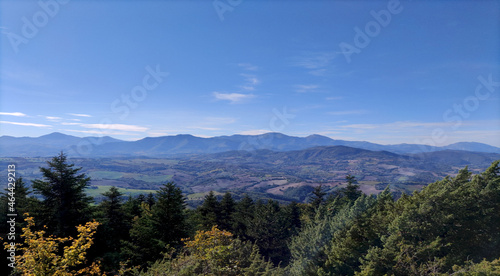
[
  {"x1": 198, "y1": 191, "x2": 221, "y2": 230},
  {"x1": 248, "y1": 200, "x2": 293, "y2": 265},
  {"x1": 93, "y1": 186, "x2": 129, "y2": 272},
  {"x1": 232, "y1": 194, "x2": 254, "y2": 240},
  {"x1": 31, "y1": 152, "x2": 93, "y2": 237},
  {"x1": 219, "y1": 192, "x2": 236, "y2": 232},
  {"x1": 344, "y1": 174, "x2": 362, "y2": 202},
  {"x1": 151, "y1": 182, "x2": 188, "y2": 249}
]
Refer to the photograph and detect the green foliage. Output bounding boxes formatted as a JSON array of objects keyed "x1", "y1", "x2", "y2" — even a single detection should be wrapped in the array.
[
  {"x1": 219, "y1": 192, "x2": 236, "y2": 232},
  {"x1": 198, "y1": 191, "x2": 221, "y2": 231},
  {"x1": 151, "y1": 182, "x2": 188, "y2": 249},
  {"x1": 288, "y1": 194, "x2": 376, "y2": 275},
  {"x1": 92, "y1": 186, "x2": 130, "y2": 272},
  {"x1": 139, "y1": 226, "x2": 285, "y2": 276},
  {"x1": 7, "y1": 152, "x2": 500, "y2": 275},
  {"x1": 31, "y1": 152, "x2": 93, "y2": 237},
  {"x1": 247, "y1": 200, "x2": 294, "y2": 265},
  {"x1": 232, "y1": 194, "x2": 255, "y2": 240},
  {"x1": 451, "y1": 258, "x2": 500, "y2": 275},
  {"x1": 123, "y1": 182, "x2": 188, "y2": 268},
  {"x1": 358, "y1": 161, "x2": 500, "y2": 275}
]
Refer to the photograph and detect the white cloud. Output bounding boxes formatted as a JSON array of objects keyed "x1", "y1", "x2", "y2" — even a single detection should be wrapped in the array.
[
  {"x1": 187, "y1": 126, "x2": 221, "y2": 131},
  {"x1": 79, "y1": 123, "x2": 148, "y2": 132},
  {"x1": 328, "y1": 110, "x2": 368, "y2": 116},
  {"x1": 290, "y1": 52, "x2": 337, "y2": 69},
  {"x1": 67, "y1": 113, "x2": 92, "y2": 117},
  {"x1": 295, "y1": 84, "x2": 319, "y2": 93},
  {"x1": 238, "y1": 129, "x2": 271, "y2": 135},
  {"x1": 0, "y1": 121, "x2": 51, "y2": 128},
  {"x1": 240, "y1": 74, "x2": 260, "y2": 86},
  {"x1": 326, "y1": 96, "x2": 343, "y2": 101},
  {"x1": 239, "y1": 74, "x2": 260, "y2": 91},
  {"x1": 213, "y1": 92, "x2": 255, "y2": 103},
  {"x1": 45, "y1": 116, "x2": 62, "y2": 121},
  {"x1": 64, "y1": 129, "x2": 137, "y2": 136},
  {"x1": 238, "y1": 63, "x2": 258, "y2": 71},
  {"x1": 0, "y1": 112, "x2": 27, "y2": 117}
]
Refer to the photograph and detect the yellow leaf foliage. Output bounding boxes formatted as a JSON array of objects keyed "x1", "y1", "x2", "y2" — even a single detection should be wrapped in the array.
[{"x1": 4, "y1": 214, "x2": 103, "y2": 276}]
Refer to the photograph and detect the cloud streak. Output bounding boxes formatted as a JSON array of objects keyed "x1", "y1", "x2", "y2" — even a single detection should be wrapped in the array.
[
  {"x1": 328, "y1": 110, "x2": 368, "y2": 116},
  {"x1": 0, "y1": 121, "x2": 51, "y2": 128},
  {"x1": 0, "y1": 112, "x2": 27, "y2": 117},
  {"x1": 213, "y1": 92, "x2": 255, "y2": 103},
  {"x1": 79, "y1": 123, "x2": 148, "y2": 132},
  {"x1": 67, "y1": 113, "x2": 92, "y2": 117},
  {"x1": 295, "y1": 84, "x2": 319, "y2": 93},
  {"x1": 238, "y1": 63, "x2": 258, "y2": 71}
]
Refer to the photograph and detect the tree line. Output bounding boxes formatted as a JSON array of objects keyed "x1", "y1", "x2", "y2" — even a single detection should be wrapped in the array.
[{"x1": 1, "y1": 152, "x2": 499, "y2": 275}]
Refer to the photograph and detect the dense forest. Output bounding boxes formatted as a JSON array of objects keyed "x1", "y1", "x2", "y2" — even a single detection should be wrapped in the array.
[{"x1": 1, "y1": 152, "x2": 499, "y2": 275}]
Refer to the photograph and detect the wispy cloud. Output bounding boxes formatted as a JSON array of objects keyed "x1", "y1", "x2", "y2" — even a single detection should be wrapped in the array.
[
  {"x1": 295, "y1": 84, "x2": 319, "y2": 93},
  {"x1": 290, "y1": 52, "x2": 337, "y2": 69},
  {"x1": 0, "y1": 112, "x2": 27, "y2": 117},
  {"x1": 238, "y1": 63, "x2": 258, "y2": 71},
  {"x1": 67, "y1": 113, "x2": 92, "y2": 117},
  {"x1": 328, "y1": 110, "x2": 368, "y2": 116},
  {"x1": 239, "y1": 74, "x2": 260, "y2": 91},
  {"x1": 187, "y1": 126, "x2": 221, "y2": 131},
  {"x1": 202, "y1": 117, "x2": 237, "y2": 125},
  {"x1": 45, "y1": 116, "x2": 63, "y2": 121},
  {"x1": 0, "y1": 121, "x2": 51, "y2": 128},
  {"x1": 238, "y1": 129, "x2": 270, "y2": 135},
  {"x1": 213, "y1": 92, "x2": 255, "y2": 103},
  {"x1": 326, "y1": 96, "x2": 343, "y2": 101},
  {"x1": 79, "y1": 123, "x2": 148, "y2": 132},
  {"x1": 64, "y1": 129, "x2": 137, "y2": 136}
]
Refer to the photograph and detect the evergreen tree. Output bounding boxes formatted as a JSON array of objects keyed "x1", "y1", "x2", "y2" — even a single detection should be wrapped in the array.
[
  {"x1": 198, "y1": 191, "x2": 221, "y2": 230},
  {"x1": 344, "y1": 174, "x2": 362, "y2": 202},
  {"x1": 146, "y1": 192, "x2": 156, "y2": 207},
  {"x1": 151, "y1": 182, "x2": 188, "y2": 249},
  {"x1": 248, "y1": 200, "x2": 294, "y2": 265},
  {"x1": 93, "y1": 186, "x2": 129, "y2": 272},
  {"x1": 121, "y1": 202, "x2": 158, "y2": 267},
  {"x1": 219, "y1": 192, "x2": 236, "y2": 232},
  {"x1": 31, "y1": 152, "x2": 93, "y2": 237},
  {"x1": 232, "y1": 194, "x2": 254, "y2": 240},
  {"x1": 310, "y1": 185, "x2": 326, "y2": 209}
]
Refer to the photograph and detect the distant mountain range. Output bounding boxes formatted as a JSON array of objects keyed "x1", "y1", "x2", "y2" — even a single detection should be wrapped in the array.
[{"x1": 1, "y1": 132, "x2": 499, "y2": 157}]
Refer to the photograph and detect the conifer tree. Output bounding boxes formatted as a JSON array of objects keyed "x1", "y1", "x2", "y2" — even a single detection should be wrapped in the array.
[
  {"x1": 310, "y1": 185, "x2": 326, "y2": 210},
  {"x1": 344, "y1": 174, "x2": 362, "y2": 202},
  {"x1": 31, "y1": 152, "x2": 93, "y2": 237},
  {"x1": 198, "y1": 191, "x2": 220, "y2": 230},
  {"x1": 93, "y1": 186, "x2": 129, "y2": 272},
  {"x1": 232, "y1": 194, "x2": 254, "y2": 240},
  {"x1": 218, "y1": 192, "x2": 236, "y2": 232},
  {"x1": 151, "y1": 182, "x2": 188, "y2": 249}
]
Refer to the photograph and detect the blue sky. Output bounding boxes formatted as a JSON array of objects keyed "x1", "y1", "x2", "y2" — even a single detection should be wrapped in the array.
[{"x1": 1, "y1": 0, "x2": 499, "y2": 147}]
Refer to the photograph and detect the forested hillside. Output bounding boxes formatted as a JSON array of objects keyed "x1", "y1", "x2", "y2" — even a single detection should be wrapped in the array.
[{"x1": 1, "y1": 152, "x2": 499, "y2": 275}]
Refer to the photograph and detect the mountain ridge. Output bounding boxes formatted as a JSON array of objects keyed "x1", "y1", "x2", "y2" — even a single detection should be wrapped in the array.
[{"x1": 0, "y1": 132, "x2": 499, "y2": 157}]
